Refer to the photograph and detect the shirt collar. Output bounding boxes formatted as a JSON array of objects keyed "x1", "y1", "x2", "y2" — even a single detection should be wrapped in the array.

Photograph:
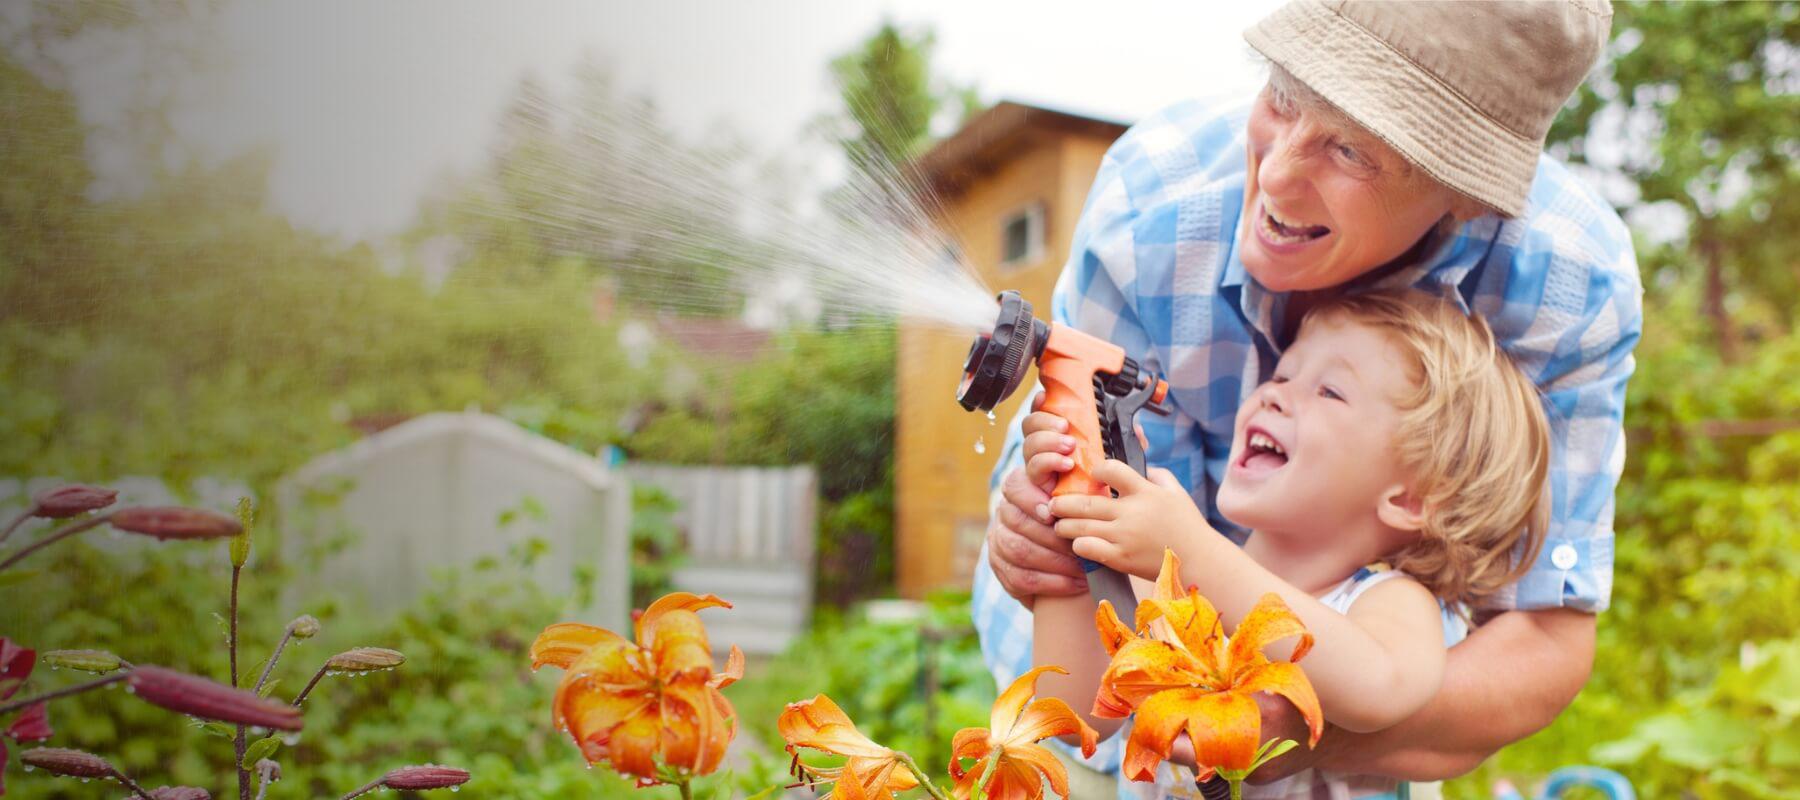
[{"x1": 1218, "y1": 205, "x2": 1495, "y2": 350}]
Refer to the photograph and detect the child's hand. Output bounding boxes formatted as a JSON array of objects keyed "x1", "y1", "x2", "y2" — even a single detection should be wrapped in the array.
[
  {"x1": 1020, "y1": 398, "x2": 1079, "y2": 506},
  {"x1": 1047, "y1": 460, "x2": 1214, "y2": 581}
]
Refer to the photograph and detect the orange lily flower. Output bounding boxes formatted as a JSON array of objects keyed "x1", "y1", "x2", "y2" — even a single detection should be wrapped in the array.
[
  {"x1": 1093, "y1": 549, "x2": 1323, "y2": 783},
  {"x1": 779, "y1": 694, "x2": 920, "y2": 800},
  {"x1": 530, "y1": 591, "x2": 745, "y2": 785},
  {"x1": 948, "y1": 666, "x2": 1098, "y2": 800}
]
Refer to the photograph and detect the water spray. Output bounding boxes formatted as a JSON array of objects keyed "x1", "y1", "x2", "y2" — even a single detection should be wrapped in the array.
[{"x1": 955, "y1": 290, "x2": 1170, "y2": 614}]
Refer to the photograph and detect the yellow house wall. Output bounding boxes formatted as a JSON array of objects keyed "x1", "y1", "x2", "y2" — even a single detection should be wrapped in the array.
[{"x1": 895, "y1": 131, "x2": 1118, "y2": 598}]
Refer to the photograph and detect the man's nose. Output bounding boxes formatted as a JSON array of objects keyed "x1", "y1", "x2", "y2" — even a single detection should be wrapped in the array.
[{"x1": 1257, "y1": 129, "x2": 1310, "y2": 199}]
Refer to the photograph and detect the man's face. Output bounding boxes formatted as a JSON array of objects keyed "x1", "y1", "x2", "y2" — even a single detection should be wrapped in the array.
[{"x1": 1238, "y1": 86, "x2": 1456, "y2": 292}]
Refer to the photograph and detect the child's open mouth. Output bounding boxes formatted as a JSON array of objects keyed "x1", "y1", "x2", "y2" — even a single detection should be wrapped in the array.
[
  {"x1": 1237, "y1": 426, "x2": 1289, "y2": 474},
  {"x1": 1258, "y1": 202, "x2": 1331, "y2": 246}
]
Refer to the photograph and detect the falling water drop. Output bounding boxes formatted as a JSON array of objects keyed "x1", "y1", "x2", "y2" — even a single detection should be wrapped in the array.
[
  {"x1": 973, "y1": 436, "x2": 986, "y2": 455},
  {"x1": 985, "y1": 409, "x2": 996, "y2": 426}
]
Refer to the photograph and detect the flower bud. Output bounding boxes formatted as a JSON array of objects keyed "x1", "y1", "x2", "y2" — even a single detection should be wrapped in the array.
[
  {"x1": 381, "y1": 765, "x2": 471, "y2": 790},
  {"x1": 148, "y1": 787, "x2": 212, "y2": 800},
  {"x1": 31, "y1": 485, "x2": 117, "y2": 518},
  {"x1": 109, "y1": 507, "x2": 243, "y2": 541},
  {"x1": 325, "y1": 647, "x2": 405, "y2": 673},
  {"x1": 286, "y1": 615, "x2": 321, "y2": 640},
  {"x1": 18, "y1": 747, "x2": 113, "y2": 778},
  {"x1": 229, "y1": 497, "x2": 254, "y2": 568},
  {"x1": 41, "y1": 649, "x2": 124, "y2": 673},
  {"x1": 127, "y1": 666, "x2": 303, "y2": 731}
]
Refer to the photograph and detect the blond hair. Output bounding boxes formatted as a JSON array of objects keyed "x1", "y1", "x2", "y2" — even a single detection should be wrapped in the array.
[{"x1": 1301, "y1": 290, "x2": 1550, "y2": 606}]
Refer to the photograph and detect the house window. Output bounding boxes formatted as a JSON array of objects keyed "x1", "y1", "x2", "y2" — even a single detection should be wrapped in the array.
[{"x1": 999, "y1": 203, "x2": 1045, "y2": 271}]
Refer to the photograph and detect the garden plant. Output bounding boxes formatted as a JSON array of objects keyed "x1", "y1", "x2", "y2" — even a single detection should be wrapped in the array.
[
  {"x1": 531, "y1": 549, "x2": 1319, "y2": 800},
  {"x1": 0, "y1": 484, "x2": 471, "y2": 799}
]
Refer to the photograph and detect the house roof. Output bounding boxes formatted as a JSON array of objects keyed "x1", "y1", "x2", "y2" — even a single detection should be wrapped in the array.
[{"x1": 911, "y1": 100, "x2": 1130, "y2": 200}]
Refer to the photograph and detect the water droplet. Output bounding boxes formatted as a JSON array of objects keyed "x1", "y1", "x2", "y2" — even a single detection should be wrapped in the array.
[
  {"x1": 450, "y1": 787, "x2": 461, "y2": 793},
  {"x1": 986, "y1": 409, "x2": 996, "y2": 425},
  {"x1": 973, "y1": 437, "x2": 986, "y2": 455}
]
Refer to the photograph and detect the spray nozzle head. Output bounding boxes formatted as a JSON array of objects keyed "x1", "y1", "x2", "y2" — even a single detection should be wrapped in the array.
[{"x1": 956, "y1": 290, "x2": 1048, "y2": 412}]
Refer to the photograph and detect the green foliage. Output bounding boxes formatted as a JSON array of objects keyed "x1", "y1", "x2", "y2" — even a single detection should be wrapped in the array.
[
  {"x1": 630, "y1": 484, "x2": 687, "y2": 608},
  {"x1": 828, "y1": 21, "x2": 956, "y2": 169},
  {"x1": 731, "y1": 594, "x2": 991, "y2": 773},
  {"x1": 1549, "y1": 0, "x2": 1800, "y2": 354},
  {"x1": 1449, "y1": 301, "x2": 1800, "y2": 797}
]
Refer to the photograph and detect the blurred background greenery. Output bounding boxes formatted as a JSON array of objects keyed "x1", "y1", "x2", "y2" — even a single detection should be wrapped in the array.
[{"x1": 1, "y1": 1, "x2": 1796, "y2": 798}]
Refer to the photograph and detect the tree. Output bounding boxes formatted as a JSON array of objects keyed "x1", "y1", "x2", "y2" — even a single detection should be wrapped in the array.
[
  {"x1": 827, "y1": 21, "x2": 980, "y2": 171},
  {"x1": 1548, "y1": 1, "x2": 1800, "y2": 361}
]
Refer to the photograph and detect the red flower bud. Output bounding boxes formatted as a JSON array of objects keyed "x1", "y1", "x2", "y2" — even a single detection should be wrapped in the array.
[
  {"x1": 109, "y1": 507, "x2": 243, "y2": 541},
  {"x1": 0, "y1": 638, "x2": 33, "y2": 701},
  {"x1": 5, "y1": 702, "x2": 51, "y2": 741},
  {"x1": 127, "y1": 666, "x2": 303, "y2": 731},
  {"x1": 381, "y1": 764, "x2": 471, "y2": 790},
  {"x1": 149, "y1": 787, "x2": 213, "y2": 800},
  {"x1": 31, "y1": 485, "x2": 118, "y2": 518},
  {"x1": 18, "y1": 746, "x2": 113, "y2": 778}
]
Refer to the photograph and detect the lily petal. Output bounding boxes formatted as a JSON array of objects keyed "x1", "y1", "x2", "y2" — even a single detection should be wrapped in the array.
[
  {"x1": 986, "y1": 755, "x2": 1049, "y2": 800},
  {"x1": 1007, "y1": 697, "x2": 1097, "y2": 758},
  {"x1": 779, "y1": 694, "x2": 893, "y2": 759},
  {"x1": 1178, "y1": 690, "x2": 1261, "y2": 777},
  {"x1": 608, "y1": 709, "x2": 664, "y2": 781},
  {"x1": 1096, "y1": 638, "x2": 1208, "y2": 712},
  {"x1": 642, "y1": 608, "x2": 716, "y2": 681},
  {"x1": 947, "y1": 726, "x2": 991, "y2": 779},
  {"x1": 710, "y1": 644, "x2": 745, "y2": 689},
  {"x1": 531, "y1": 622, "x2": 626, "y2": 671},
  {"x1": 990, "y1": 665, "x2": 1064, "y2": 737},
  {"x1": 1005, "y1": 743, "x2": 1073, "y2": 800},
  {"x1": 1120, "y1": 689, "x2": 1193, "y2": 782},
  {"x1": 1095, "y1": 600, "x2": 1135, "y2": 657},
  {"x1": 555, "y1": 676, "x2": 653, "y2": 754},
  {"x1": 1227, "y1": 593, "x2": 1314, "y2": 674},
  {"x1": 636, "y1": 592, "x2": 731, "y2": 643},
  {"x1": 1235, "y1": 661, "x2": 1324, "y2": 747},
  {"x1": 949, "y1": 754, "x2": 986, "y2": 800},
  {"x1": 662, "y1": 678, "x2": 730, "y2": 776}
]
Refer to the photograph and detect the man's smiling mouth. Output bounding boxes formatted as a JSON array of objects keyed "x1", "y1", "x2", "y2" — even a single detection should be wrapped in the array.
[{"x1": 1259, "y1": 202, "x2": 1331, "y2": 245}]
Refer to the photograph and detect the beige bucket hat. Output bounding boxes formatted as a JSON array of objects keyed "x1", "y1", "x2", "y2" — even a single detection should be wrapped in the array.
[{"x1": 1244, "y1": 0, "x2": 1612, "y2": 217}]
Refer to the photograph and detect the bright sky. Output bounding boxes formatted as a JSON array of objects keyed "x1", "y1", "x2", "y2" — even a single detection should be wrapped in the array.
[{"x1": 72, "y1": 0, "x2": 1285, "y2": 241}]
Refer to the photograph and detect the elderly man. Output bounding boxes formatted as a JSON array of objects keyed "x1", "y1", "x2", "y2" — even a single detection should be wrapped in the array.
[{"x1": 975, "y1": 1, "x2": 1639, "y2": 797}]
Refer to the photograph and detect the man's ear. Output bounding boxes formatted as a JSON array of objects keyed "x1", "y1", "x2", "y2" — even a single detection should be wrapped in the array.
[{"x1": 1377, "y1": 484, "x2": 1428, "y2": 533}]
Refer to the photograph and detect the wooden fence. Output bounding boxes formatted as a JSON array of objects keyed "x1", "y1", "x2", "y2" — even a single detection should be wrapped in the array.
[{"x1": 627, "y1": 464, "x2": 817, "y2": 656}]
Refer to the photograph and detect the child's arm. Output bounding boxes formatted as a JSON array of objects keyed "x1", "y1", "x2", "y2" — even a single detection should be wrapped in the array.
[
  {"x1": 1049, "y1": 460, "x2": 1447, "y2": 734},
  {"x1": 1032, "y1": 593, "x2": 1125, "y2": 741}
]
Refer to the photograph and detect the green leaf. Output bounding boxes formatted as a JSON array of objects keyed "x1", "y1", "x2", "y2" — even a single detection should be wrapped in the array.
[
  {"x1": 0, "y1": 569, "x2": 40, "y2": 588},
  {"x1": 257, "y1": 678, "x2": 281, "y2": 698},
  {"x1": 240, "y1": 735, "x2": 280, "y2": 768},
  {"x1": 198, "y1": 721, "x2": 237, "y2": 739}
]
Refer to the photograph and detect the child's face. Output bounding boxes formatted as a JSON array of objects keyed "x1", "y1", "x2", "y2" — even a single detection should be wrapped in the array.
[{"x1": 1217, "y1": 315, "x2": 1420, "y2": 540}]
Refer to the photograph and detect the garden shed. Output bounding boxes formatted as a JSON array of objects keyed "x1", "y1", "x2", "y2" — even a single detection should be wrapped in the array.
[{"x1": 278, "y1": 411, "x2": 631, "y2": 628}]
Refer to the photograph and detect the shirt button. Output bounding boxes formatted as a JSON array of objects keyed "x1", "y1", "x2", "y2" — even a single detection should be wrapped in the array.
[{"x1": 1551, "y1": 544, "x2": 1579, "y2": 570}]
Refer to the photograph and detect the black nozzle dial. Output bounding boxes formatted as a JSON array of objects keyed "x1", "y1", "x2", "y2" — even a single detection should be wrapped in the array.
[{"x1": 956, "y1": 290, "x2": 1049, "y2": 412}]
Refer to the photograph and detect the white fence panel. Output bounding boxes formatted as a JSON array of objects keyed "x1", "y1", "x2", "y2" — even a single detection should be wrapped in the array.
[
  {"x1": 628, "y1": 464, "x2": 816, "y2": 655},
  {"x1": 278, "y1": 412, "x2": 631, "y2": 629}
]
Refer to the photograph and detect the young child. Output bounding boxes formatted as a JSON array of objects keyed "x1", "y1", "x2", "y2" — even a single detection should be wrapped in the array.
[{"x1": 1027, "y1": 290, "x2": 1552, "y2": 799}]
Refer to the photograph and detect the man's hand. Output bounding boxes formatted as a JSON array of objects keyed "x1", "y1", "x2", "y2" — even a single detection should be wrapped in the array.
[
  {"x1": 987, "y1": 394, "x2": 1091, "y2": 605},
  {"x1": 989, "y1": 465, "x2": 1088, "y2": 605},
  {"x1": 1246, "y1": 607, "x2": 1597, "y2": 783}
]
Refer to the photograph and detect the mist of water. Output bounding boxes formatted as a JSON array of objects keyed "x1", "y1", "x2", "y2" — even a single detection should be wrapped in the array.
[{"x1": 462, "y1": 80, "x2": 1001, "y2": 336}]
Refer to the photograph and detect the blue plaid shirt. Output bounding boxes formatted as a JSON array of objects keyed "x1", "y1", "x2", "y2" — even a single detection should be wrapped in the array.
[{"x1": 973, "y1": 96, "x2": 1642, "y2": 775}]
